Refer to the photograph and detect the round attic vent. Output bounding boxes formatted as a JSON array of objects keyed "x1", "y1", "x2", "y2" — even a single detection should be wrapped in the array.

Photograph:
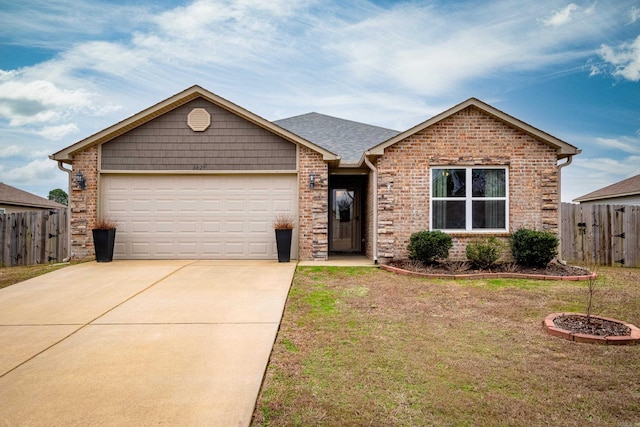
[{"x1": 187, "y1": 108, "x2": 211, "y2": 131}]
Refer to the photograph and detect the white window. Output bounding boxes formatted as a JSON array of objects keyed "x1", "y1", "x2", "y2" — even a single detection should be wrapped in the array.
[
  {"x1": 431, "y1": 167, "x2": 508, "y2": 232},
  {"x1": 0, "y1": 208, "x2": 5, "y2": 214}
]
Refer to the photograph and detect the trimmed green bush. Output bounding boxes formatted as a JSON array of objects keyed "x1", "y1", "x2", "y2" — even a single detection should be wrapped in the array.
[
  {"x1": 407, "y1": 231, "x2": 452, "y2": 264},
  {"x1": 466, "y1": 237, "x2": 504, "y2": 269},
  {"x1": 510, "y1": 228, "x2": 559, "y2": 267}
]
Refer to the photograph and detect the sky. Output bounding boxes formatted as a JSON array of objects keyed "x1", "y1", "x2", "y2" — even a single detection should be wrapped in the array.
[{"x1": 0, "y1": 0, "x2": 639, "y2": 202}]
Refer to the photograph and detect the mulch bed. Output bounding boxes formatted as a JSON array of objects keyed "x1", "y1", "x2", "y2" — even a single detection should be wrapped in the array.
[
  {"x1": 388, "y1": 260, "x2": 590, "y2": 277},
  {"x1": 553, "y1": 314, "x2": 632, "y2": 337}
]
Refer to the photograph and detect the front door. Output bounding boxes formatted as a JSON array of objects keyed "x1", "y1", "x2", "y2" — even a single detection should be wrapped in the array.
[{"x1": 330, "y1": 188, "x2": 361, "y2": 252}]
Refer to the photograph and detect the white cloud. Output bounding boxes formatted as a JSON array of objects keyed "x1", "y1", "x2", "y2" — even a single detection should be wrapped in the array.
[
  {"x1": 0, "y1": 156, "x2": 68, "y2": 198},
  {"x1": 630, "y1": 7, "x2": 640, "y2": 24},
  {"x1": 598, "y1": 35, "x2": 640, "y2": 81},
  {"x1": 544, "y1": 3, "x2": 580, "y2": 27},
  {"x1": 59, "y1": 41, "x2": 149, "y2": 77},
  {"x1": 0, "y1": 145, "x2": 24, "y2": 158},
  {"x1": 37, "y1": 123, "x2": 79, "y2": 141},
  {"x1": 0, "y1": 157, "x2": 62, "y2": 184},
  {"x1": 595, "y1": 136, "x2": 640, "y2": 155},
  {"x1": 0, "y1": 80, "x2": 95, "y2": 125}
]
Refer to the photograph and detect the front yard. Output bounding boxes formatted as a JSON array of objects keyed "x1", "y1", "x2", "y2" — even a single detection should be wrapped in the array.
[
  {"x1": 253, "y1": 266, "x2": 640, "y2": 426},
  {"x1": 0, "y1": 263, "x2": 69, "y2": 289}
]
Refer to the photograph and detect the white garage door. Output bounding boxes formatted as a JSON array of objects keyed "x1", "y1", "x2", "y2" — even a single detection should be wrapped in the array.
[{"x1": 101, "y1": 174, "x2": 298, "y2": 259}]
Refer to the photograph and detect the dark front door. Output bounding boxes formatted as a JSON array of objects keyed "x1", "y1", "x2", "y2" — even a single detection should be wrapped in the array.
[{"x1": 330, "y1": 187, "x2": 361, "y2": 252}]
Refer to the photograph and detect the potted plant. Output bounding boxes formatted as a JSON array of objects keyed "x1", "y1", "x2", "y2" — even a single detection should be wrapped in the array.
[
  {"x1": 274, "y1": 214, "x2": 295, "y2": 262},
  {"x1": 92, "y1": 217, "x2": 117, "y2": 262}
]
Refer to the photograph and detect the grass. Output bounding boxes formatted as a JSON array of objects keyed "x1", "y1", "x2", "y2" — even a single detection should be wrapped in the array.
[
  {"x1": 0, "y1": 263, "x2": 69, "y2": 289},
  {"x1": 253, "y1": 266, "x2": 640, "y2": 427}
]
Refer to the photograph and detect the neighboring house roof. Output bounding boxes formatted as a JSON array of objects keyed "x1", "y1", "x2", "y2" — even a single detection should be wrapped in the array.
[
  {"x1": 366, "y1": 97, "x2": 581, "y2": 161},
  {"x1": 50, "y1": 85, "x2": 339, "y2": 163},
  {"x1": 0, "y1": 182, "x2": 65, "y2": 210},
  {"x1": 573, "y1": 173, "x2": 640, "y2": 203},
  {"x1": 274, "y1": 112, "x2": 400, "y2": 164}
]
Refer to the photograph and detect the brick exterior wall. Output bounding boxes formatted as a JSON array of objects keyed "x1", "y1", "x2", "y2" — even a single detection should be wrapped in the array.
[
  {"x1": 297, "y1": 146, "x2": 329, "y2": 260},
  {"x1": 375, "y1": 106, "x2": 559, "y2": 263},
  {"x1": 69, "y1": 146, "x2": 99, "y2": 260}
]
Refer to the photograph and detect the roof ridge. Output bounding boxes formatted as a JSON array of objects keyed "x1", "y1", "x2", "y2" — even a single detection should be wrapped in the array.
[{"x1": 275, "y1": 112, "x2": 399, "y2": 133}]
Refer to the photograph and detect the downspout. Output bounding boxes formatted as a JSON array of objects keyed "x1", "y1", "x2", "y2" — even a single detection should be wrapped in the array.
[
  {"x1": 364, "y1": 152, "x2": 378, "y2": 264},
  {"x1": 557, "y1": 155, "x2": 574, "y2": 264},
  {"x1": 56, "y1": 160, "x2": 73, "y2": 262}
]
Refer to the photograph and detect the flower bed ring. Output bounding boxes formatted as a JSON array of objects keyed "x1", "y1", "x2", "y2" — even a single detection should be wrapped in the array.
[{"x1": 543, "y1": 313, "x2": 640, "y2": 345}]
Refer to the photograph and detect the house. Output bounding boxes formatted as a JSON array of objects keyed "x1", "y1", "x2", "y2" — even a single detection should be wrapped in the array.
[
  {"x1": 573, "y1": 173, "x2": 640, "y2": 205},
  {"x1": 50, "y1": 85, "x2": 580, "y2": 262},
  {"x1": 0, "y1": 182, "x2": 65, "y2": 214}
]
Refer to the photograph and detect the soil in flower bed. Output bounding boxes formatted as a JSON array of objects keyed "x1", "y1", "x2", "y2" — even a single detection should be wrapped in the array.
[
  {"x1": 388, "y1": 259, "x2": 590, "y2": 277},
  {"x1": 553, "y1": 314, "x2": 632, "y2": 336}
]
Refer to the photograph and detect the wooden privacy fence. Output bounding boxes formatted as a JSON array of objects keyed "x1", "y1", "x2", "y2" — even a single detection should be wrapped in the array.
[
  {"x1": 561, "y1": 202, "x2": 640, "y2": 268},
  {"x1": 0, "y1": 208, "x2": 68, "y2": 267}
]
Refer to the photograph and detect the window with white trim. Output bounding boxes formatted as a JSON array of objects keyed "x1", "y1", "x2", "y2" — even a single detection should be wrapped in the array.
[{"x1": 431, "y1": 167, "x2": 508, "y2": 231}]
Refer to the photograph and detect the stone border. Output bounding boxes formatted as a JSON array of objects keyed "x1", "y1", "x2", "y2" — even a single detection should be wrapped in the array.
[
  {"x1": 380, "y1": 264, "x2": 596, "y2": 281},
  {"x1": 543, "y1": 313, "x2": 640, "y2": 345}
]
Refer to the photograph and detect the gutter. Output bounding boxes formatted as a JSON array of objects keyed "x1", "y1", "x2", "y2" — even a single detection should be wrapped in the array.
[
  {"x1": 556, "y1": 154, "x2": 575, "y2": 264},
  {"x1": 363, "y1": 152, "x2": 378, "y2": 264},
  {"x1": 55, "y1": 160, "x2": 73, "y2": 262}
]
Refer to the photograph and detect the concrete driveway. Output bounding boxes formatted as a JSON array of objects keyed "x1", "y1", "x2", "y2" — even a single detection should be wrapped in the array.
[{"x1": 0, "y1": 260, "x2": 296, "y2": 426}]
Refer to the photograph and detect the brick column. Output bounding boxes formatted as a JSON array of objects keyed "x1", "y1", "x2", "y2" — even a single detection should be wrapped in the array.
[
  {"x1": 298, "y1": 146, "x2": 328, "y2": 261},
  {"x1": 69, "y1": 146, "x2": 98, "y2": 260}
]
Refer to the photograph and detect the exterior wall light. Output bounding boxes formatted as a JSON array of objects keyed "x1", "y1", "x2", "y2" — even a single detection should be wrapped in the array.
[
  {"x1": 75, "y1": 171, "x2": 86, "y2": 190},
  {"x1": 309, "y1": 171, "x2": 315, "y2": 189}
]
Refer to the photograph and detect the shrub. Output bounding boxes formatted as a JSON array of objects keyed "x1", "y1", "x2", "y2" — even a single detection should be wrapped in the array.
[
  {"x1": 510, "y1": 228, "x2": 558, "y2": 267},
  {"x1": 407, "y1": 231, "x2": 452, "y2": 264},
  {"x1": 466, "y1": 237, "x2": 504, "y2": 269}
]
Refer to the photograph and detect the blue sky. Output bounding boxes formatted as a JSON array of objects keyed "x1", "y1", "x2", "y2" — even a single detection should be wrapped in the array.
[{"x1": 0, "y1": 0, "x2": 638, "y2": 202}]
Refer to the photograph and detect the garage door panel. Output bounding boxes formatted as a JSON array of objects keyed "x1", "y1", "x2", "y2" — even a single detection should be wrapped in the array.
[
  {"x1": 249, "y1": 220, "x2": 269, "y2": 233},
  {"x1": 102, "y1": 174, "x2": 297, "y2": 259},
  {"x1": 202, "y1": 200, "x2": 222, "y2": 212}
]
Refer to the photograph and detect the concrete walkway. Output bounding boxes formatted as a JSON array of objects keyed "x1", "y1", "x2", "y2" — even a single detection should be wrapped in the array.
[{"x1": 0, "y1": 260, "x2": 296, "y2": 426}]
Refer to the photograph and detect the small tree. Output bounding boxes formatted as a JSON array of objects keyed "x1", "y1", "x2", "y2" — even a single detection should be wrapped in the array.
[
  {"x1": 48, "y1": 188, "x2": 68, "y2": 206},
  {"x1": 584, "y1": 266, "x2": 603, "y2": 324}
]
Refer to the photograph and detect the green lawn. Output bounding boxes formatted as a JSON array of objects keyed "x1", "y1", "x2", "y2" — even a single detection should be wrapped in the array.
[{"x1": 253, "y1": 266, "x2": 640, "y2": 427}]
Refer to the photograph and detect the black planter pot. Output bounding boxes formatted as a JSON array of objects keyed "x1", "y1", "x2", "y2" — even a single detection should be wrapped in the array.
[
  {"x1": 275, "y1": 229, "x2": 293, "y2": 262},
  {"x1": 92, "y1": 228, "x2": 116, "y2": 262}
]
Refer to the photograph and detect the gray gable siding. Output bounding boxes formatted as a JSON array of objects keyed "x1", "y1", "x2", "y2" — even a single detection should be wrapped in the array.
[{"x1": 101, "y1": 98, "x2": 296, "y2": 171}]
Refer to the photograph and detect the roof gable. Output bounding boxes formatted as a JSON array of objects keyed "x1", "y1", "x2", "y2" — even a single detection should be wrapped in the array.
[
  {"x1": 366, "y1": 98, "x2": 580, "y2": 160},
  {"x1": 51, "y1": 85, "x2": 338, "y2": 163},
  {"x1": 573, "y1": 173, "x2": 640, "y2": 202},
  {"x1": 275, "y1": 112, "x2": 400, "y2": 164},
  {"x1": 0, "y1": 183, "x2": 65, "y2": 209}
]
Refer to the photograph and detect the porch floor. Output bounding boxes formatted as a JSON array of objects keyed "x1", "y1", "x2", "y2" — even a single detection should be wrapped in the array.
[{"x1": 298, "y1": 255, "x2": 377, "y2": 267}]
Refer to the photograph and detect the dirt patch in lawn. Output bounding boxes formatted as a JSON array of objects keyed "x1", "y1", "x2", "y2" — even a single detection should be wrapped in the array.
[{"x1": 253, "y1": 266, "x2": 640, "y2": 427}]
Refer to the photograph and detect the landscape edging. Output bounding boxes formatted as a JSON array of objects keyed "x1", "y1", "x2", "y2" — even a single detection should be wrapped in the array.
[
  {"x1": 380, "y1": 264, "x2": 596, "y2": 281},
  {"x1": 542, "y1": 313, "x2": 640, "y2": 345}
]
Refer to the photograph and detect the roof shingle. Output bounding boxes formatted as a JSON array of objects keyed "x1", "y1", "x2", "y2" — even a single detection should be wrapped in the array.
[
  {"x1": 0, "y1": 183, "x2": 65, "y2": 209},
  {"x1": 274, "y1": 112, "x2": 400, "y2": 163}
]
